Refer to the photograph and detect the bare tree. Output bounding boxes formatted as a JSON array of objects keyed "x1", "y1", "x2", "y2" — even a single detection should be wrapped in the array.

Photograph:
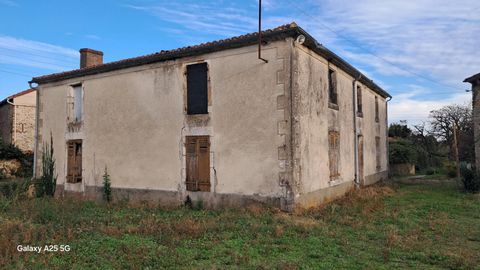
[{"x1": 429, "y1": 104, "x2": 474, "y2": 163}]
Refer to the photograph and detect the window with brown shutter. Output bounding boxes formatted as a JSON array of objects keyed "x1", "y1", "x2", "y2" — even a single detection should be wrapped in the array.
[
  {"x1": 66, "y1": 140, "x2": 82, "y2": 183},
  {"x1": 328, "y1": 69, "x2": 338, "y2": 106},
  {"x1": 375, "y1": 136, "x2": 381, "y2": 170},
  {"x1": 185, "y1": 136, "x2": 210, "y2": 192},
  {"x1": 375, "y1": 96, "x2": 379, "y2": 122},
  {"x1": 357, "y1": 85, "x2": 363, "y2": 116},
  {"x1": 328, "y1": 130, "x2": 340, "y2": 179}
]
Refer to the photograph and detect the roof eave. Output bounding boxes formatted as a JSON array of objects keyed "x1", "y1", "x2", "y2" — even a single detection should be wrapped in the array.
[{"x1": 296, "y1": 27, "x2": 391, "y2": 99}]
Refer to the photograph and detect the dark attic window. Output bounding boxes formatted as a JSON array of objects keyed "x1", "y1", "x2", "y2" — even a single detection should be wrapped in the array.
[{"x1": 187, "y1": 63, "x2": 208, "y2": 115}]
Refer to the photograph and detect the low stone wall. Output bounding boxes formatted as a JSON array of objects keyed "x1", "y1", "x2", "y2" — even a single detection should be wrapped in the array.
[{"x1": 390, "y1": 164, "x2": 415, "y2": 176}]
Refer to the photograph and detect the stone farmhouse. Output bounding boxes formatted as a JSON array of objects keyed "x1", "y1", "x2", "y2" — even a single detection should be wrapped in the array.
[
  {"x1": 0, "y1": 89, "x2": 36, "y2": 153},
  {"x1": 29, "y1": 23, "x2": 391, "y2": 210}
]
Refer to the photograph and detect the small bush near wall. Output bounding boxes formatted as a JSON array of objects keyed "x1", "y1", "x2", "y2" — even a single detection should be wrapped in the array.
[
  {"x1": 0, "y1": 140, "x2": 33, "y2": 178},
  {"x1": 0, "y1": 179, "x2": 31, "y2": 200},
  {"x1": 36, "y1": 135, "x2": 57, "y2": 197},
  {"x1": 102, "y1": 166, "x2": 112, "y2": 202}
]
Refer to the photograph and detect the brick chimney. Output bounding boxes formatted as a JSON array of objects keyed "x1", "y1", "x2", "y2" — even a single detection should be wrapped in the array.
[{"x1": 79, "y1": 48, "x2": 103, "y2": 68}]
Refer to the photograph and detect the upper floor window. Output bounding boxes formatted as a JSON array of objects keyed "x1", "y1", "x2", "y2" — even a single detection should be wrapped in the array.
[
  {"x1": 328, "y1": 69, "x2": 338, "y2": 108},
  {"x1": 187, "y1": 63, "x2": 208, "y2": 115},
  {"x1": 357, "y1": 85, "x2": 363, "y2": 116},
  {"x1": 375, "y1": 96, "x2": 379, "y2": 122},
  {"x1": 68, "y1": 84, "x2": 83, "y2": 123}
]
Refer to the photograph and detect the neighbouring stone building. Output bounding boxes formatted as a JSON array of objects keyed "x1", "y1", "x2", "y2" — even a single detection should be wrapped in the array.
[
  {"x1": 30, "y1": 23, "x2": 391, "y2": 210},
  {"x1": 0, "y1": 89, "x2": 36, "y2": 153},
  {"x1": 464, "y1": 72, "x2": 480, "y2": 170}
]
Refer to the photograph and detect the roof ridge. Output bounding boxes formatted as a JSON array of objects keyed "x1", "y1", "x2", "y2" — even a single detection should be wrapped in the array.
[{"x1": 31, "y1": 22, "x2": 298, "y2": 82}]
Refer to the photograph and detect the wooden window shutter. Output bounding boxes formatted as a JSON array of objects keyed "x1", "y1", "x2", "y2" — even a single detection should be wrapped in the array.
[
  {"x1": 66, "y1": 89, "x2": 74, "y2": 122},
  {"x1": 67, "y1": 141, "x2": 75, "y2": 183},
  {"x1": 66, "y1": 140, "x2": 82, "y2": 183},
  {"x1": 357, "y1": 86, "x2": 362, "y2": 114},
  {"x1": 185, "y1": 136, "x2": 210, "y2": 192},
  {"x1": 328, "y1": 69, "x2": 338, "y2": 105},
  {"x1": 328, "y1": 131, "x2": 340, "y2": 179},
  {"x1": 375, "y1": 136, "x2": 381, "y2": 170}
]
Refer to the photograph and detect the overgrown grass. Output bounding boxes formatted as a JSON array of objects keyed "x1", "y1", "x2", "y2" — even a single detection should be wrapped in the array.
[{"x1": 0, "y1": 182, "x2": 479, "y2": 269}]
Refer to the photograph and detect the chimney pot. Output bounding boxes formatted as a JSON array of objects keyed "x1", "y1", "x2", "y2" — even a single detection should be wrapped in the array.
[{"x1": 79, "y1": 48, "x2": 103, "y2": 68}]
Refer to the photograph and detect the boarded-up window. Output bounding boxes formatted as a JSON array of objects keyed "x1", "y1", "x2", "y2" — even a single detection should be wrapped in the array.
[
  {"x1": 187, "y1": 63, "x2": 208, "y2": 115},
  {"x1": 375, "y1": 136, "x2": 381, "y2": 170},
  {"x1": 67, "y1": 140, "x2": 82, "y2": 183},
  {"x1": 328, "y1": 130, "x2": 340, "y2": 179},
  {"x1": 328, "y1": 69, "x2": 338, "y2": 105},
  {"x1": 357, "y1": 85, "x2": 363, "y2": 115},
  {"x1": 185, "y1": 136, "x2": 210, "y2": 191},
  {"x1": 375, "y1": 96, "x2": 379, "y2": 122}
]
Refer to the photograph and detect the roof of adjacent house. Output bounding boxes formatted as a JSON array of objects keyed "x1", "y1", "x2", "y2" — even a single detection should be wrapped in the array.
[
  {"x1": 0, "y1": 88, "x2": 35, "y2": 106},
  {"x1": 30, "y1": 22, "x2": 391, "y2": 98},
  {"x1": 464, "y1": 73, "x2": 480, "y2": 84}
]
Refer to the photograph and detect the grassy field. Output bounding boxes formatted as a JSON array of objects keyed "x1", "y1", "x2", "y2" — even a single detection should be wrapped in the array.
[{"x1": 0, "y1": 181, "x2": 479, "y2": 269}]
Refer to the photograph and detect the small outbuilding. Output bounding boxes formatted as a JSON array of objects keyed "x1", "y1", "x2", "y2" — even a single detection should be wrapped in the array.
[{"x1": 0, "y1": 89, "x2": 36, "y2": 153}]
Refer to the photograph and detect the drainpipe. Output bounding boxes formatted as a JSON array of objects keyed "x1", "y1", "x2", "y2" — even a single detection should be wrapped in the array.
[
  {"x1": 386, "y1": 96, "x2": 392, "y2": 177},
  {"x1": 29, "y1": 81, "x2": 40, "y2": 179},
  {"x1": 353, "y1": 74, "x2": 362, "y2": 188}
]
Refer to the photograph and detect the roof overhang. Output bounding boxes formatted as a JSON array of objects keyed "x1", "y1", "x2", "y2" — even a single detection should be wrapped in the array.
[
  {"x1": 464, "y1": 73, "x2": 480, "y2": 84},
  {"x1": 30, "y1": 23, "x2": 391, "y2": 98}
]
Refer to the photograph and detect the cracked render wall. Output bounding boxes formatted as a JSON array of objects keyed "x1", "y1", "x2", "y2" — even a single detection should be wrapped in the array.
[
  {"x1": 35, "y1": 40, "x2": 292, "y2": 207},
  {"x1": 291, "y1": 44, "x2": 388, "y2": 208}
]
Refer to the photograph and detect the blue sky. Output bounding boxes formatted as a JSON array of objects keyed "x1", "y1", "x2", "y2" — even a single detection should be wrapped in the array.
[{"x1": 1, "y1": 0, "x2": 479, "y2": 124}]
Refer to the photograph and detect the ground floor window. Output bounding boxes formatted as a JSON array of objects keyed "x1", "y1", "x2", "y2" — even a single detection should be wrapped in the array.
[
  {"x1": 375, "y1": 136, "x2": 381, "y2": 170},
  {"x1": 66, "y1": 140, "x2": 82, "y2": 183},
  {"x1": 328, "y1": 130, "x2": 340, "y2": 179},
  {"x1": 185, "y1": 136, "x2": 210, "y2": 192}
]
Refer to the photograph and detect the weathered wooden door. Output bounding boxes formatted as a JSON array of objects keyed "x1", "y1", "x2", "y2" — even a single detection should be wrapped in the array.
[
  {"x1": 185, "y1": 136, "x2": 210, "y2": 192},
  {"x1": 358, "y1": 135, "x2": 364, "y2": 184},
  {"x1": 67, "y1": 140, "x2": 82, "y2": 183}
]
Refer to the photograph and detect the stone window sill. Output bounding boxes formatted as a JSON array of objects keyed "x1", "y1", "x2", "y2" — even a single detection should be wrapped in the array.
[{"x1": 328, "y1": 102, "x2": 339, "y2": 111}]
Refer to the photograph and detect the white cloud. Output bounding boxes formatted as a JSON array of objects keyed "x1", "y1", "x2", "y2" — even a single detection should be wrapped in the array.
[
  {"x1": 389, "y1": 85, "x2": 471, "y2": 125},
  {"x1": 0, "y1": 35, "x2": 78, "y2": 71},
  {"x1": 124, "y1": 2, "x2": 258, "y2": 37},
  {"x1": 300, "y1": 0, "x2": 480, "y2": 89}
]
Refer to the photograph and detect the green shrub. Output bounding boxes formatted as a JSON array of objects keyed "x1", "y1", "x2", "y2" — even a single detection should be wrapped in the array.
[
  {"x1": 0, "y1": 142, "x2": 24, "y2": 160},
  {"x1": 0, "y1": 179, "x2": 30, "y2": 200},
  {"x1": 460, "y1": 166, "x2": 480, "y2": 193},
  {"x1": 0, "y1": 140, "x2": 33, "y2": 178},
  {"x1": 389, "y1": 139, "x2": 417, "y2": 164},
  {"x1": 425, "y1": 168, "x2": 435, "y2": 175},
  {"x1": 103, "y1": 166, "x2": 112, "y2": 202},
  {"x1": 36, "y1": 134, "x2": 57, "y2": 197},
  {"x1": 446, "y1": 165, "x2": 457, "y2": 178}
]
